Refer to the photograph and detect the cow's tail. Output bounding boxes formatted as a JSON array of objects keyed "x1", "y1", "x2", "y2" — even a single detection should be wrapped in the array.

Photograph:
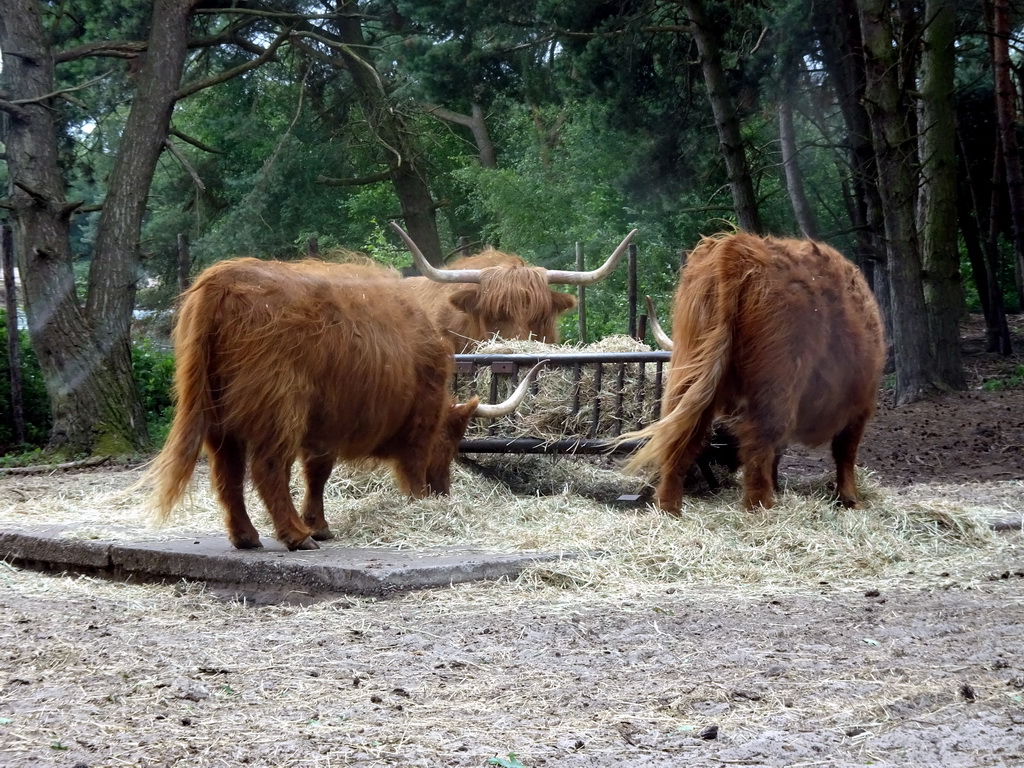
[
  {"x1": 619, "y1": 237, "x2": 742, "y2": 476},
  {"x1": 143, "y1": 285, "x2": 216, "y2": 524}
]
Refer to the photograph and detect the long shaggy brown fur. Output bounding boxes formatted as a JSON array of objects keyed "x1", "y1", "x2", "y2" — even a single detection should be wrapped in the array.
[
  {"x1": 144, "y1": 258, "x2": 479, "y2": 551},
  {"x1": 622, "y1": 233, "x2": 886, "y2": 512},
  {"x1": 406, "y1": 250, "x2": 577, "y2": 352}
]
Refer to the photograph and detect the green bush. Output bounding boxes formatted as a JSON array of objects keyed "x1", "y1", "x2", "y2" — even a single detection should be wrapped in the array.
[
  {"x1": 0, "y1": 314, "x2": 178, "y2": 454},
  {"x1": 132, "y1": 338, "x2": 176, "y2": 445},
  {"x1": 982, "y1": 364, "x2": 1024, "y2": 391},
  {"x1": 0, "y1": 311, "x2": 52, "y2": 452}
]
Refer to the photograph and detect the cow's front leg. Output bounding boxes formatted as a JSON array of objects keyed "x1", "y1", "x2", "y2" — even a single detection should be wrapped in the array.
[
  {"x1": 301, "y1": 452, "x2": 336, "y2": 540},
  {"x1": 250, "y1": 453, "x2": 318, "y2": 550}
]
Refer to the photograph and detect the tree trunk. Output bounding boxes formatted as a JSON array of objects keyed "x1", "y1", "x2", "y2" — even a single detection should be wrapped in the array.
[
  {"x1": 2, "y1": 1, "x2": 127, "y2": 455},
  {"x1": 0, "y1": 0, "x2": 196, "y2": 455},
  {"x1": 814, "y1": 0, "x2": 888, "y2": 311},
  {"x1": 956, "y1": 158, "x2": 992, "y2": 324},
  {"x1": 992, "y1": 0, "x2": 1024, "y2": 306},
  {"x1": 336, "y1": 4, "x2": 444, "y2": 266},
  {"x1": 857, "y1": 0, "x2": 937, "y2": 404},
  {"x1": 778, "y1": 65, "x2": 818, "y2": 239},
  {"x1": 2, "y1": 226, "x2": 24, "y2": 445},
  {"x1": 919, "y1": 0, "x2": 965, "y2": 389},
  {"x1": 684, "y1": 0, "x2": 764, "y2": 234},
  {"x1": 986, "y1": 137, "x2": 1015, "y2": 354},
  {"x1": 956, "y1": 108, "x2": 1012, "y2": 353},
  {"x1": 427, "y1": 102, "x2": 497, "y2": 168}
]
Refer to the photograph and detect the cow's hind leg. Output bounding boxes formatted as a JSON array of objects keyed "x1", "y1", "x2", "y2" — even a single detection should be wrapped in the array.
[
  {"x1": 249, "y1": 453, "x2": 318, "y2": 551},
  {"x1": 655, "y1": 410, "x2": 716, "y2": 514},
  {"x1": 832, "y1": 415, "x2": 870, "y2": 508},
  {"x1": 734, "y1": 419, "x2": 780, "y2": 509},
  {"x1": 301, "y1": 452, "x2": 336, "y2": 540},
  {"x1": 739, "y1": 444, "x2": 777, "y2": 509},
  {"x1": 207, "y1": 435, "x2": 261, "y2": 549}
]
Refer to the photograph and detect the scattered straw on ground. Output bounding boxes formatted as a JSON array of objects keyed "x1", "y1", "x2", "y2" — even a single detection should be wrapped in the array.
[
  {"x1": 1, "y1": 461, "x2": 1022, "y2": 767},
  {"x1": 0, "y1": 456, "x2": 1018, "y2": 593}
]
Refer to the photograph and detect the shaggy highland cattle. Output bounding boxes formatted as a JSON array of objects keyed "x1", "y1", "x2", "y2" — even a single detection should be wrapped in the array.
[
  {"x1": 623, "y1": 233, "x2": 886, "y2": 512},
  {"x1": 391, "y1": 222, "x2": 638, "y2": 352},
  {"x1": 145, "y1": 257, "x2": 543, "y2": 551}
]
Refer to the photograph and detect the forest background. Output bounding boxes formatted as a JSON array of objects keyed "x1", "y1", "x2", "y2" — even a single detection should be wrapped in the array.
[{"x1": 0, "y1": 0, "x2": 1022, "y2": 459}]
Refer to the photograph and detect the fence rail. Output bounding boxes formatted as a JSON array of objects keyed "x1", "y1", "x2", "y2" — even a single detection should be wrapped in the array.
[{"x1": 454, "y1": 351, "x2": 671, "y2": 455}]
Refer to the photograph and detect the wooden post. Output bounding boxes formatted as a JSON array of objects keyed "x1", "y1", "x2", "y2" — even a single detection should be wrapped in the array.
[
  {"x1": 638, "y1": 314, "x2": 648, "y2": 346},
  {"x1": 576, "y1": 242, "x2": 586, "y2": 343},
  {"x1": 307, "y1": 236, "x2": 319, "y2": 257},
  {"x1": 176, "y1": 233, "x2": 190, "y2": 293},
  {"x1": 2, "y1": 226, "x2": 25, "y2": 445},
  {"x1": 628, "y1": 242, "x2": 638, "y2": 338}
]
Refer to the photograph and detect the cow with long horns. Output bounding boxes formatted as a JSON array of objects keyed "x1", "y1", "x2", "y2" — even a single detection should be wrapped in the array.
[
  {"x1": 623, "y1": 233, "x2": 885, "y2": 512},
  {"x1": 145, "y1": 257, "x2": 543, "y2": 551},
  {"x1": 392, "y1": 223, "x2": 637, "y2": 352}
]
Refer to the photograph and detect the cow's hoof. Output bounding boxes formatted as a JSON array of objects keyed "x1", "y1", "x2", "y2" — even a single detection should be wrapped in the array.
[
  {"x1": 291, "y1": 536, "x2": 320, "y2": 551},
  {"x1": 311, "y1": 526, "x2": 335, "y2": 541},
  {"x1": 230, "y1": 535, "x2": 263, "y2": 549}
]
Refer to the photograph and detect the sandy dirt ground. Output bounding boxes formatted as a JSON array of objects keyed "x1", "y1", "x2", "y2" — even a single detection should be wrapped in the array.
[{"x1": 0, "y1": 315, "x2": 1022, "y2": 768}]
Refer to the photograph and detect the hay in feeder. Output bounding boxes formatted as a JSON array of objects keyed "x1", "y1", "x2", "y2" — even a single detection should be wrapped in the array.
[{"x1": 455, "y1": 335, "x2": 665, "y2": 443}]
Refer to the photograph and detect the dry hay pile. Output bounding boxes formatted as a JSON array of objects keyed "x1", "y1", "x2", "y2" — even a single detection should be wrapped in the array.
[
  {"x1": 456, "y1": 335, "x2": 664, "y2": 443},
  {"x1": 2, "y1": 458, "x2": 1018, "y2": 593}
]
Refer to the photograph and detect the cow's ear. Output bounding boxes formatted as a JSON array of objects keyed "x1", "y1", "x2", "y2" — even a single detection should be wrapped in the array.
[
  {"x1": 449, "y1": 288, "x2": 480, "y2": 314},
  {"x1": 550, "y1": 290, "x2": 577, "y2": 314}
]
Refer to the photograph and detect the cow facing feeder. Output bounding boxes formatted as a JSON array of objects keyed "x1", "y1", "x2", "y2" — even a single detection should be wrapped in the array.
[
  {"x1": 622, "y1": 233, "x2": 886, "y2": 512},
  {"x1": 392, "y1": 222, "x2": 638, "y2": 352},
  {"x1": 144, "y1": 257, "x2": 545, "y2": 551}
]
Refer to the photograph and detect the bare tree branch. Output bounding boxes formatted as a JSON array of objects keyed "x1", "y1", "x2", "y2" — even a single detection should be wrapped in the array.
[
  {"x1": 170, "y1": 128, "x2": 223, "y2": 154},
  {"x1": 423, "y1": 104, "x2": 474, "y2": 128},
  {"x1": 12, "y1": 180, "x2": 49, "y2": 204},
  {"x1": 164, "y1": 138, "x2": 206, "y2": 191},
  {"x1": 55, "y1": 41, "x2": 145, "y2": 63},
  {"x1": 289, "y1": 35, "x2": 348, "y2": 69},
  {"x1": 0, "y1": 99, "x2": 30, "y2": 120},
  {"x1": 175, "y1": 28, "x2": 290, "y2": 100},
  {"x1": 193, "y1": 7, "x2": 352, "y2": 21},
  {"x1": 7, "y1": 71, "x2": 113, "y2": 107}
]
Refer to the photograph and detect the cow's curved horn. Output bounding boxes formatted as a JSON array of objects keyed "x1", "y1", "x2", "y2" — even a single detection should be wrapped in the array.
[
  {"x1": 472, "y1": 361, "x2": 548, "y2": 419},
  {"x1": 544, "y1": 229, "x2": 638, "y2": 285},
  {"x1": 645, "y1": 295, "x2": 674, "y2": 351},
  {"x1": 390, "y1": 222, "x2": 483, "y2": 284}
]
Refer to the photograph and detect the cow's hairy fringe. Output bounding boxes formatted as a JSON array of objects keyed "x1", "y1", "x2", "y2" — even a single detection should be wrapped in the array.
[
  {"x1": 142, "y1": 258, "x2": 448, "y2": 523},
  {"x1": 618, "y1": 235, "x2": 745, "y2": 476}
]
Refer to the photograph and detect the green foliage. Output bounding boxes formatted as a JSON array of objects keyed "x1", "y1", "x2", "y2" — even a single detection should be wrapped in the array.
[
  {"x1": 487, "y1": 754, "x2": 526, "y2": 768},
  {"x1": 0, "y1": 313, "x2": 52, "y2": 452},
  {"x1": 982, "y1": 364, "x2": 1024, "y2": 391},
  {"x1": 1, "y1": 319, "x2": 177, "y2": 457},
  {"x1": 449, "y1": 99, "x2": 685, "y2": 342},
  {"x1": 132, "y1": 339, "x2": 176, "y2": 444}
]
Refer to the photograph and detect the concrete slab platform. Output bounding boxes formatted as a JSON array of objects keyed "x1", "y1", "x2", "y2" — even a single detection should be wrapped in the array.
[{"x1": 0, "y1": 523, "x2": 571, "y2": 603}]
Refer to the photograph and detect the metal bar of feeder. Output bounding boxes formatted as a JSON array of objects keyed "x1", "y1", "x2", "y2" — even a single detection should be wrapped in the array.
[
  {"x1": 613, "y1": 361, "x2": 626, "y2": 437},
  {"x1": 636, "y1": 359, "x2": 647, "y2": 429},
  {"x1": 654, "y1": 359, "x2": 665, "y2": 418},
  {"x1": 456, "y1": 351, "x2": 671, "y2": 366},
  {"x1": 459, "y1": 437, "x2": 646, "y2": 455},
  {"x1": 571, "y1": 360, "x2": 582, "y2": 416},
  {"x1": 627, "y1": 242, "x2": 638, "y2": 338}
]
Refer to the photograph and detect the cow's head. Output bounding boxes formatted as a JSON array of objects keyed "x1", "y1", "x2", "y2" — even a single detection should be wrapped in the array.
[
  {"x1": 392, "y1": 223, "x2": 637, "y2": 345},
  {"x1": 423, "y1": 361, "x2": 548, "y2": 494}
]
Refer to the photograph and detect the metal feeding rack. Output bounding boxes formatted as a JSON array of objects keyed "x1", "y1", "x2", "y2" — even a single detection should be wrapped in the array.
[{"x1": 453, "y1": 350, "x2": 672, "y2": 455}]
